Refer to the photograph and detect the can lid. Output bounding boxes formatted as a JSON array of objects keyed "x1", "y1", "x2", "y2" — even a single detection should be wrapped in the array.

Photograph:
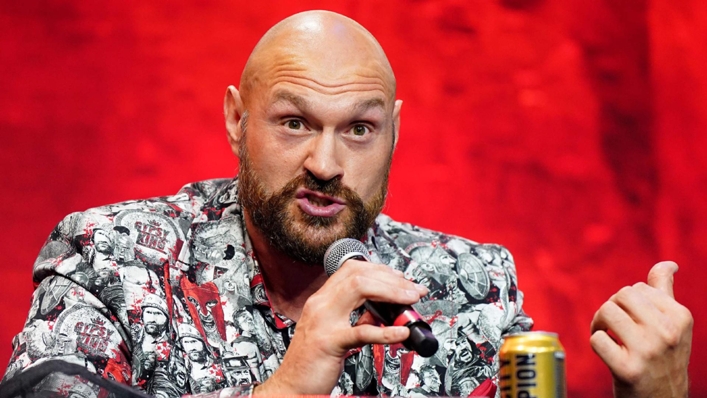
[{"x1": 505, "y1": 331, "x2": 558, "y2": 338}]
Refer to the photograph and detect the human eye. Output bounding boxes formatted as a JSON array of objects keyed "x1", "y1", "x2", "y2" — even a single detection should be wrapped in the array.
[
  {"x1": 285, "y1": 119, "x2": 303, "y2": 130},
  {"x1": 351, "y1": 124, "x2": 370, "y2": 136}
]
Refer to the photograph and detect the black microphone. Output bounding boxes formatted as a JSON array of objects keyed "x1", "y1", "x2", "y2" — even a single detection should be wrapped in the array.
[{"x1": 324, "y1": 238, "x2": 439, "y2": 357}]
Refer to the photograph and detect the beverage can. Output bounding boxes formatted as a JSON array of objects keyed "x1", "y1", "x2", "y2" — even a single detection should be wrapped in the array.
[{"x1": 499, "y1": 331, "x2": 566, "y2": 398}]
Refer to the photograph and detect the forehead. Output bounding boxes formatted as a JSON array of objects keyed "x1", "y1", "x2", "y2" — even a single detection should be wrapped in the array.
[
  {"x1": 257, "y1": 64, "x2": 392, "y2": 110},
  {"x1": 94, "y1": 230, "x2": 110, "y2": 239},
  {"x1": 247, "y1": 30, "x2": 395, "y2": 107}
]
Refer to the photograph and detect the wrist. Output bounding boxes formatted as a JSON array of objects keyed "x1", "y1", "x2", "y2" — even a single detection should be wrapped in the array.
[
  {"x1": 253, "y1": 374, "x2": 300, "y2": 396},
  {"x1": 612, "y1": 376, "x2": 689, "y2": 398}
]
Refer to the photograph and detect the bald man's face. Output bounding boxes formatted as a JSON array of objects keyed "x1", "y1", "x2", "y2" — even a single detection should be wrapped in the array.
[{"x1": 229, "y1": 15, "x2": 401, "y2": 265}]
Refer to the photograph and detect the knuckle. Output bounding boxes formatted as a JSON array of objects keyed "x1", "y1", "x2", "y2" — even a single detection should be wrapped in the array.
[
  {"x1": 598, "y1": 300, "x2": 615, "y2": 315},
  {"x1": 382, "y1": 327, "x2": 401, "y2": 342},
  {"x1": 351, "y1": 326, "x2": 366, "y2": 343},
  {"x1": 588, "y1": 332, "x2": 602, "y2": 349},
  {"x1": 339, "y1": 260, "x2": 358, "y2": 274},
  {"x1": 678, "y1": 306, "x2": 694, "y2": 328},
  {"x1": 302, "y1": 294, "x2": 326, "y2": 315},
  {"x1": 643, "y1": 340, "x2": 664, "y2": 360},
  {"x1": 349, "y1": 275, "x2": 367, "y2": 293},
  {"x1": 616, "y1": 285, "x2": 633, "y2": 299},
  {"x1": 382, "y1": 328, "x2": 395, "y2": 342},
  {"x1": 660, "y1": 318, "x2": 685, "y2": 348}
]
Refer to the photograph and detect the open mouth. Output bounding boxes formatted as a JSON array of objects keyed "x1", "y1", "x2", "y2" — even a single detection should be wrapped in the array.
[{"x1": 295, "y1": 189, "x2": 346, "y2": 217}]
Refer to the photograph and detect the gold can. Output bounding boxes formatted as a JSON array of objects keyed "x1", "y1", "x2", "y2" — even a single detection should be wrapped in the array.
[{"x1": 499, "y1": 331, "x2": 566, "y2": 398}]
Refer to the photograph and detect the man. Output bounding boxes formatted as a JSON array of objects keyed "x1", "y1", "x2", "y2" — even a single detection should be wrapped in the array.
[
  {"x1": 409, "y1": 364, "x2": 442, "y2": 396},
  {"x1": 1, "y1": 10, "x2": 692, "y2": 398},
  {"x1": 179, "y1": 323, "x2": 226, "y2": 394},
  {"x1": 133, "y1": 294, "x2": 170, "y2": 380}
]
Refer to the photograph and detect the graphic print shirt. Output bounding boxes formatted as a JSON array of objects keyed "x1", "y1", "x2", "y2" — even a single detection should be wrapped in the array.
[{"x1": 2, "y1": 178, "x2": 533, "y2": 397}]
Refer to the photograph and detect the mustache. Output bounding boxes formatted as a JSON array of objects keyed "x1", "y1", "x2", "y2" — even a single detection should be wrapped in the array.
[{"x1": 283, "y1": 171, "x2": 361, "y2": 205}]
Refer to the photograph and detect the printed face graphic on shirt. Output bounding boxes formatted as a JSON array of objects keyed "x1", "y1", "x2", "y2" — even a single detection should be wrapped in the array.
[
  {"x1": 93, "y1": 229, "x2": 113, "y2": 255},
  {"x1": 422, "y1": 367, "x2": 441, "y2": 392},
  {"x1": 142, "y1": 307, "x2": 168, "y2": 337},
  {"x1": 182, "y1": 337, "x2": 207, "y2": 362}
]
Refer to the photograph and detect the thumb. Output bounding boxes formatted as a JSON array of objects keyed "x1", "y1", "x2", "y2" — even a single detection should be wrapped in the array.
[{"x1": 647, "y1": 261, "x2": 678, "y2": 298}]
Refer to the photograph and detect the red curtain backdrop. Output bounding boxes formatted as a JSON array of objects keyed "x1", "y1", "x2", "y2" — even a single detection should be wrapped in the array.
[{"x1": 1, "y1": 1, "x2": 705, "y2": 396}]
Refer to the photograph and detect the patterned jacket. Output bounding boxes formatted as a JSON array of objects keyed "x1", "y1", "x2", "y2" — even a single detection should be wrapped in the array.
[{"x1": 3, "y1": 178, "x2": 533, "y2": 397}]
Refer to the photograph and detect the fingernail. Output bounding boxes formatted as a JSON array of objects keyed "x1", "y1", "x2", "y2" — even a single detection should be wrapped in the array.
[{"x1": 415, "y1": 284, "x2": 429, "y2": 295}]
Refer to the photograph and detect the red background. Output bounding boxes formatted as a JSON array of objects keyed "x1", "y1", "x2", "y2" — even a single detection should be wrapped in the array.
[{"x1": 1, "y1": 1, "x2": 705, "y2": 396}]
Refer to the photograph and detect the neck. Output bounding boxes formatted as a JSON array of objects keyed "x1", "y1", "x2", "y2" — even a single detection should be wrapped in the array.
[{"x1": 244, "y1": 213, "x2": 328, "y2": 322}]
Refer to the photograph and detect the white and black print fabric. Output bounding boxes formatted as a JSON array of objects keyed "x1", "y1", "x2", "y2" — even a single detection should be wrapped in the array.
[{"x1": 3, "y1": 178, "x2": 532, "y2": 397}]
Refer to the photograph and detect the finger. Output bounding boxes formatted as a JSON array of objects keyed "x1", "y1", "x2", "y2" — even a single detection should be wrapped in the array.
[
  {"x1": 589, "y1": 330, "x2": 627, "y2": 376},
  {"x1": 310, "y1": 275, "x2": 424, "y2": 321},
  {"x1": 646, "y1": 261, "x2": 678, "y2": 299},
  {"x1": 590, "y1": 300, "x2": 638, "y2": 345},
  {"x1": 336, "y1": 259, "x2": 398, "y2": 277},
  {"x1": 609, "y1": 285, "x2": 662, "y2": 326},
  {"x1": 336, "y1": 260, "x2": 429, "y2": 296},
  {"x1": 341, "y1": 324, "x2": 409, "y2": 349},
  {"x1": 630, "y1": 282, "x2": 678, "y2": 314},
  {"x1": 333, "y1": 264, "x2": 426, "y2": 296},
  {"x1": 340, "y1": 275, "x2": 426, "y2": 309}
]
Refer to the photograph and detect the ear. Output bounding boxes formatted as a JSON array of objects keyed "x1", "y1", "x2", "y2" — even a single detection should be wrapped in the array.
[
  {"x1": 224, "y1": 85, "x2": 245, "y2": 157},
  {"x1": 392, "y1": 99, "x2": 403, "y2": 149}
]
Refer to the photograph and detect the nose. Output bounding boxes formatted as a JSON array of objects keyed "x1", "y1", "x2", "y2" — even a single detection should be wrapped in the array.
[{"x1": 302, "y1": 130, "x2": 344, "y2": 182}]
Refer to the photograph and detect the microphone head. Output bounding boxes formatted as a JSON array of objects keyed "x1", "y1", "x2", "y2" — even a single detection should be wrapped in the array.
[{"x1": 323, "y1": 238, "x2": 371, "y2": 276}]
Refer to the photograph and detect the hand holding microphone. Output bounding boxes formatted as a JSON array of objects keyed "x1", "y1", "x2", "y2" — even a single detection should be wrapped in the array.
[
  {"x1": 256, "y1": 238, "x2": 434, "y2": 395},
  {"x1": 324, "y1": 238, "x2": 439, "y2": 358}
]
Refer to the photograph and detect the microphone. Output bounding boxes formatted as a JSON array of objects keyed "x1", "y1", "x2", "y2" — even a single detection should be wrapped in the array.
[{"x1": 324, "y1": 238, "x2": 439, "y2": 357}]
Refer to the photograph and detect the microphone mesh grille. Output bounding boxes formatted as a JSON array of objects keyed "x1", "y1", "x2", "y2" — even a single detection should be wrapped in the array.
[{"x1": 323, "y1": 238, "x2": 370, "y2": 276}]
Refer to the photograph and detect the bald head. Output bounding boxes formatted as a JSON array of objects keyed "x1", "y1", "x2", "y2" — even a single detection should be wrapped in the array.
[{"x1": 239, "y1": 10, "x2": 396, "y2": 107}]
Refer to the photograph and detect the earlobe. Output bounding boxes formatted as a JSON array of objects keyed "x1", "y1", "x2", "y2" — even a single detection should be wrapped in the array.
[
  {"x1": 224, "y1": 85, "x2": 244, "y2": 157},
  {"x1": 392, "y1": 99, "x2": 403, "y2": 149}
]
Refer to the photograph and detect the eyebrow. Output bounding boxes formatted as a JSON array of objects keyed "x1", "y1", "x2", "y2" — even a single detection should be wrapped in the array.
[
  {"x1": 354, "y1": 97, "x2": 386, "y2": 113},
  {"x1": 271, "y1": 90, "x2": 386, "y2": 114},
  {"x1": 272, "y1": 90, "x2": 309, "y2": 110}
]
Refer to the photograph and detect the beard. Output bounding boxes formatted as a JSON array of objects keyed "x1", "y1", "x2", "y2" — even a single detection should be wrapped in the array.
[
  {"x1": 187, "y1": 349, "x2": 207, "y2": 363},
  {"x1": 144, "y1": 322, "x2": 167, "y2": 337},
  {"x1": 238, "y1": 136, "x2": 390, "y2": 265}
]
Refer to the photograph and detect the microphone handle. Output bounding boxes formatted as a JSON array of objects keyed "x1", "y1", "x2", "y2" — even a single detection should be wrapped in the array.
[
  {"x1": 347, "y1": 253, "x2": 439, "y2": 357},
  {"x1": 363, "y1": 299, "x2": 439, "y2": 358}
]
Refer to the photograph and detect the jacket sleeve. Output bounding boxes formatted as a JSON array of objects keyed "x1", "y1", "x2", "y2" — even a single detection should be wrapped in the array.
[
  {"x1": 1, "y1": 212, "x2": 134, "y2": 397},
  {"x1": 498, "y1": 245, "x2": 534, "y2": 335}
]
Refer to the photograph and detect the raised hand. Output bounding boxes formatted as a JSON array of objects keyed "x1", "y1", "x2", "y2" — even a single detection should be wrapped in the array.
[
  {"x1": 254, "y1": 260, "x2": 428, "y2": 395},
  {"x1": 590, "y1": 261, "x2": 693, "y2": 398}
]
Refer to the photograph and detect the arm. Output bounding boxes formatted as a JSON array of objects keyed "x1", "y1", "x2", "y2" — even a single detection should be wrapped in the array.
[
  {"x1": 590, "y1": 261, "x2": 693, "y2": 398},
  {"x1": 3, "y1": 274, "x2": 133, "y2": 395},
  {"x1": 2, "y1": 214, "x2": 133, "y2": 395}
]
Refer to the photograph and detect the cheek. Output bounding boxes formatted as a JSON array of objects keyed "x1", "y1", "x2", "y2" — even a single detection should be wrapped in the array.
[
  {"x1": 345, "y1": 150, "x2": 391, "y2": 198},
  {"x1": 244, "y1": 131, "x2": 305, "y2": 189}
]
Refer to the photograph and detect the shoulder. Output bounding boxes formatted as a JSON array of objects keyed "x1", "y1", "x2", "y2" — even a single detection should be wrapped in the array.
[
  {"x1": 33, "y1": 178, "x2": 232, "y2": 282},
  {"x1": 371, "y1": 213, "x2": 515, "y2": 267},
  {"x1": 369, "y1": 212, "x2": 524, "y2": 317}
]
